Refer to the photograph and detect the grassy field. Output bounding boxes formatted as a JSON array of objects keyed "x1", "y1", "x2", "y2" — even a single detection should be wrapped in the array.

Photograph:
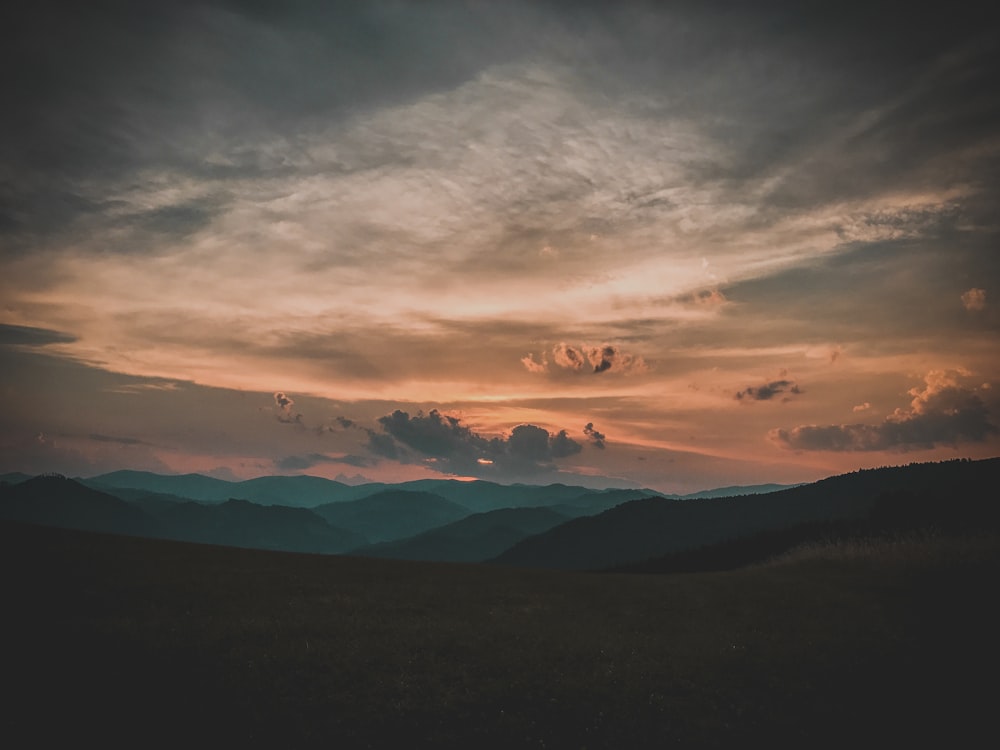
[{"x1": 3, "y1": 520, "x2": 998, "y2": 748}]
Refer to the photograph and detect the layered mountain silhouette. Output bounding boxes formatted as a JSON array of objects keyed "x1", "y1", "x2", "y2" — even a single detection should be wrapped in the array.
[
  {"x1": 312, "y1": 490, "x2": 469, "y2": 543},
  {"x1": 355, "y1": 506, "x2": 570, "y2": 562},
  {"x1": 3, "y1": 458, "x2": 996, "y2": 568},
  {"x1": 0, "y1": 475, "x2": 158, "y2": 537},
  {"x1": 492, "y1": 458, "x2": 1000, "y2": 570}
]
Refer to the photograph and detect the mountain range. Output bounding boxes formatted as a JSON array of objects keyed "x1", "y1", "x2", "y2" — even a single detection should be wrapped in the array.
[{"x1": 2, "y1": 459, "x2": 995, "y2": 569}]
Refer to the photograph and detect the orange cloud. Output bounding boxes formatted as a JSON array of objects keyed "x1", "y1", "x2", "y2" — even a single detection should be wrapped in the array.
[{"x1": 962, "y1": 287, "x2": 986, "y2": 311}]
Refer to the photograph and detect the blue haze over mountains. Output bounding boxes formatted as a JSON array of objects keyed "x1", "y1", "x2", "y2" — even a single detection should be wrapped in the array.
[{"x1": 2, "y1": 459, "x2": 996, "y2": 569}]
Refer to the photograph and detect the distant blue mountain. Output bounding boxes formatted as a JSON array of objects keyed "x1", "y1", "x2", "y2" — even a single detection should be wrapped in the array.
[
  {"x1": 678, "y1": 483, "x2": 801, "y2": 499},
  {"x1": 313, "y1": 490, "x2": 471, "y2": 543}
]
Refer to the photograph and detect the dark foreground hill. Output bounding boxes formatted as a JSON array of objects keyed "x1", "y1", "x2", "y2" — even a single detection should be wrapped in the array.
[
  {"x1": 494, "y1": 458, "x2": 1000, "y2": 570},
  {"x1": 151, "y1": 498, "x2": 366, "y2": 553},
  {"x1": 2, "y1": 520, "x2": 997, "y2": 749},
  {"x1": 0, "y1": 476, "x2": 364, "y2": 554},
  {"x1": 0, "y1": 474, "x2": 158, "y2": 537},
  {"x1": 312, "y1": 490, "x2": 471, "y2": 543},
  {"x1": 356, "y1": 506, "x2": 570, "y2": 562}
]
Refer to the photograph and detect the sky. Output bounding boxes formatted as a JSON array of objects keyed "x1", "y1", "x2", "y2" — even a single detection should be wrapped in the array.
[{"x1": 2, "y1": 0, "x2": 999, "y2": 493}]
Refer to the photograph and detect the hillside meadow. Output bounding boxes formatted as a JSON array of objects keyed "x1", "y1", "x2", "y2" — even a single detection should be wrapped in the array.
[{"x1": 3, "y1": 520, "x2": 998, "y2": 748}]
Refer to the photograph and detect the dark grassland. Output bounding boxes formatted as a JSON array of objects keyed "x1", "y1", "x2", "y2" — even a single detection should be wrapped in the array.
[{"x1": 2, "y1": 521, "x2": 997, "y2": 748}]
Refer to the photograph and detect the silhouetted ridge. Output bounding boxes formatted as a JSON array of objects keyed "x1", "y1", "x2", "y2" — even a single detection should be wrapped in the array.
[
  {"x1": 354, "y1": 506, "x2": 569, "y2": 562},
  {"x1": 313, "y1": 490, "x2": 470, "y2": 543},
  {"x1": 152, "y1": 498, "x2": 365, "y2": 553},
  {"x1": 0, "y1": 475, "x2": 157, "y2": 536},
  {"x1": 492, "y1": 458, "x2": 1000, "y2": 570}
]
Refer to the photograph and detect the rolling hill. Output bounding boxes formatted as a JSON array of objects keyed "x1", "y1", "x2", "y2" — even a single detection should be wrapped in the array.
[
  {"x1": 312, "y1": 490, "x2": 471, "y2": 543},
  {"x1": 0, "y1": 475, "x2": 158, "y2": 537},
  {"x1": 355, "y1": 506, "x2": 570, "y2": 562},
  {"x1": 493, "y1": 458, "x2": 1000, "y2": 570}
]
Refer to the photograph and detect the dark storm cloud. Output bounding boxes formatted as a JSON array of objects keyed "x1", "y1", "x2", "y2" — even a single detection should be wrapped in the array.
[
  {"x1": 0, "y1": 324, "x2": 77, "y2": 347},
  {"x1": 736, "y1": 380, "x2": 802, "y2": 402},
  {"x1": 584, "y1": 422, "x2": 606, "y2": 449},
  {"x1": 771, "y1": 372, "x2": 996, "y2": 451},
  {"x1": 371, "y1": 409, "x2": 581, "y2": 475}
]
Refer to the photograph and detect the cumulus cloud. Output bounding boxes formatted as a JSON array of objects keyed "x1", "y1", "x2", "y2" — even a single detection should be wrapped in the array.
[
  {"x1": 369, "y1": 409, "x2": 581, "y2": 475},
  {"x1": 545, "y1": 342, "x2": 647, "y2": 375},
  {"x1": 273, "y1": 391, "x2": 302, "y2": 424},
  {"x1": 852, "y1": 402, "x2": 872, "y2": 413},
  {"x1": 586, "y1": 344, "x2": 648, "y2": 375},
  {"x1": 552, "y1": 343, "x2": 586, "y2": 371},
  {"x1": 736, "y1": 379, "x2": 802, "y2": 402},
  {"x1": 584, "y1": 422, "x2": 606, "y2": 448},
  {"x1": 548, "y1": 428, "x2": 583, "y2": 458},
  {"x1": 521, "y1": 353, "x2": 548, "y2": 373},
  {"x1": 770, "y1": 370, "x2": 996, "y2": 451},
  {"x1": 962, "y1": 287, "x2": 986, "y2": 311}
]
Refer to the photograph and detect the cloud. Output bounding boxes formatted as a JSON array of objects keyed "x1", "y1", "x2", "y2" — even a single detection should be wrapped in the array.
[
  {"x1": 771, "y1": 370, "x2": 996, "y2": 451},
  {"x1": 852, "y1": 402, "x2": 872, "y2": 413},
  {"x1": 584, "y1": 422, "x2": 606, "y2": 449},
  {"x1": 962, "y1": 287, "x2": 986, "y2": 311},
  {"x1": 369, "y1": 409, "x2": 581, "y2": 475},
  {"x1": 377, "y1": 409, "x2": 496, "y2": 461},
  {"x1": 0, "y1": 324, "x2": 76, "y2": 347},
  {"x1": 736, "y1": 380, "x2": 802, "y2": 402},
  {"x1": 507, "y1": 424, "x2": 554, "y2": 461},
  {"x1": 88, "y1": 433, "x2": 151, "y2": 446},
  {"x1": 365, "y1": 430, "x2": 401, "y2": 460},
  {"x1": 549, "y1": 429, "x2": 582, "y2": 458},
  {"x1": 552, "y1": 343, "x2": 586, "y2": 371},
  {"x1": 548, "y1": 343, "x2": 647, "y2": 375},
  {"x1": 696, "y1": 289, "x2": 727, "y2": 306},
  {"x1": 273, "y1": 391, "x2": 302, "y2": 424},
  {"x1": 521, "y1": 353, "x2": 548, "y2": 373}
]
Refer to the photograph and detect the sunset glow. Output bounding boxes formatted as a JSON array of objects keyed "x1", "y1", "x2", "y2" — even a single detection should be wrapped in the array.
[{"x1": 2, "y1": 2, "x2": 998, "y2": 493}]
